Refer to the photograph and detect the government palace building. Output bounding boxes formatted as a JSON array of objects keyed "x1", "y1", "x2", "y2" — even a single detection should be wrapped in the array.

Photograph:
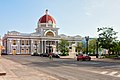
[{"x1": 2, "y1": 10, "x2": 83, "y2": 55}]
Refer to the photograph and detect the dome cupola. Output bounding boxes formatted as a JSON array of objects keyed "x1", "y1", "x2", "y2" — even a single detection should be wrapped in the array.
[{"x1": 38, "y1": 9, "x2": 56, "y2": 28}]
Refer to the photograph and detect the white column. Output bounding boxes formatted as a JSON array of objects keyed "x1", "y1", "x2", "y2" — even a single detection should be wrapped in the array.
[
  {"x1": 17, "y1": 39, "x2": 20, "y2": 54},
  {"x1": 31, "y1": 40, "x2": 34, "y2": 54},
  {"x1": 53, "y1": 45, "x2": 56, "y2": 53},
  {"x1": 54, "y1": 41, "x2": 57, "y2": 53},
  {"x1": 9, "y1": 40, "x2": 12, "y2": 54},
  {"x1": 41, "y1": 40, "x2": 43, "y2": 53},
  {"x1": 38, "y1": 41, "x2": 40, "y2": 54},
  {"x1": 45, "y1": 40, "x2": 46, "y2": 53}
]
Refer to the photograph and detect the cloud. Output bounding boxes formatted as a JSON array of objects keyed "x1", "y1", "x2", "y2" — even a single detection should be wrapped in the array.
[{"x1": 85, "y1": 12, "x2": 92, "y2": 16}]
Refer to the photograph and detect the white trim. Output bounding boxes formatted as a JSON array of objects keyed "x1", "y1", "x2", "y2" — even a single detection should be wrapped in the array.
[{"x1": 44, "y1": 30, "x2": 56, "y2": 37}]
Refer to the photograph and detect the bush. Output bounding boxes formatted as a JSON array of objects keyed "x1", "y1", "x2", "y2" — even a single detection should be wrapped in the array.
[
  {"x1": 105, "y1": 54, "x2": 117, "y2": 58},
  {"x1": 60, "y1": 53, "x2": 69, "y2": 56},
  {"x1": 89, "y1": 54, "x2": 96, "y2": 56}
]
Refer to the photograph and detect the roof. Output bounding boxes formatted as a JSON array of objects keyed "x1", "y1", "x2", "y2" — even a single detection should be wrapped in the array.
[{"x1": 38, "y1": 9, "x2": 56, "y2": 24}]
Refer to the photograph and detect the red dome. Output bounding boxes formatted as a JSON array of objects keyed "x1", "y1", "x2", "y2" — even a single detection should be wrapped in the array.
[{"x1": 39, "y1": 14, "x2": 56, "y2": 24}]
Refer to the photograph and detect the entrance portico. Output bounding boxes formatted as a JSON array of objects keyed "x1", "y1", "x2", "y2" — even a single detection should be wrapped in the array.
[{"x1": 40, "y1": 39, "x2": 59, "y2": 54}]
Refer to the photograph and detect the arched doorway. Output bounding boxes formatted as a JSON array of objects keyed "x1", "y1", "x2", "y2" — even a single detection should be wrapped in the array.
[
  {"x1": 26, "y1": 49, "x2": 29, "y2": 54},
  {"x1": 12, "y1": 49, "x2": 16, "y2": 55},
  {"x1": 21, "y1": 49, "x2": 24, "y2": 54}
]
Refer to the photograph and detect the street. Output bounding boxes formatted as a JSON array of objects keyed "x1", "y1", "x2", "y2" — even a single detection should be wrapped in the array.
[{"x1": 2, "y1": 55, "x2": 120, "y2": 80}]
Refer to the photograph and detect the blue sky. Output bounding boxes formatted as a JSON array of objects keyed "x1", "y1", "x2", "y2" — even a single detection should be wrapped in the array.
[{"x1": 0, "y1": 0, "x2": 120, "y2": 40}]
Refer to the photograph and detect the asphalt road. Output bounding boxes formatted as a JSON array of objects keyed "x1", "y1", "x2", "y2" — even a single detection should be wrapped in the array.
[{"x1": 2, "y1": 55, "x2": 120, "y2": 80}]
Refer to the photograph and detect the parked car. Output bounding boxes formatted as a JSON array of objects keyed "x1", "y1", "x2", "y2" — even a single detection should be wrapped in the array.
[
  {"x1": 77, "y1": 54, "x2": 91, "y2": 61},
  {"x1": 52, "y1": 53, "x2": 60, "y2": 58},
  {"x1": 114, "y1": 55, "x2": 120, "y2": 60},
  {"x1": 1, "y1": 52, "x2": 8, "y2": 55},
  {"x1": 31, "y1": 52, "x2": 40, "y2": 56},
  {"x1": 39, "y1": 53, "x2": 49, "y2": 57},
  {"x1": 40, "y1": 53, "x2": 60, "y2": 58}
]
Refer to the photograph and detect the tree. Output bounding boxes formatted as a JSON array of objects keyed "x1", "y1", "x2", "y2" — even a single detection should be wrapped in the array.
[
  {"x1": 58, "y1": 39, "x2": 69, "y2": 55},
  {"x1": 76, "y1": 42, "x2": 83, "y2": 53},
  {"x1": 97, "y1": 27, "x2": 118, "y2": 55},
  {"x1": 110, "y1": 41, "x2": 120, "y2": 54},
  {"x1": 88, "y1": 39, "x2": 96, "y2": 54},
  {"x1": 116, "y1": 41, "x2": 120, "y2": 54}
]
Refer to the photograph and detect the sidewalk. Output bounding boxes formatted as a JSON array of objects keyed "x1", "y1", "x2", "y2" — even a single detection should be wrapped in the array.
[
  {"x1": 60, "y1": 56, "x2": 76, "y2": 59},
  {"x1": 60, "y1": 55, "x2": 120, "y2": 63},
  {"x1": 60, "y1": 53, "x2": 76, "y2": 59},
  {"x1": 0, "y1": 57, "x2": 59, "y2": 80}
]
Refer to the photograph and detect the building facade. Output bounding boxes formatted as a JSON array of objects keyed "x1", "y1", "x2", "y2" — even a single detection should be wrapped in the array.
[{"x1": 2, "y1": 10, "x2": 83, "y2": 55}]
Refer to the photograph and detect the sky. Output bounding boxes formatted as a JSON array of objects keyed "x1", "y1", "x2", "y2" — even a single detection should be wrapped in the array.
[{"x1": 0, "y1": 0, "x2": 120, "y2": 40}]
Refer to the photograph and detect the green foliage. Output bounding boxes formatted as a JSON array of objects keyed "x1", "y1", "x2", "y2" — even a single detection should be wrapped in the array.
[
  {"x1": 89, "y1": 54, "x2": 97, "y2": 56},
  {"x1": 97, "y1": 27, "x2": 118, "y2": 54},
  {"x1": 105, "y1": 54, "x2": 118, "y2": 58},
  {"x1": 58, "y1": 39, "x2": 69, "y2": 55},
  {"x1": 110, "y1": 41, "x2": 120, "y2": 54},
  {"x1": 60, "y1": 52, "x2": 69, "y2": 56},
  {"x1": 82, "y1": 48, "x2": 86, "y2": 54},
  {"x1": 88, "y1": 39, "x2": 96, "y2": 54},
  {"x1": 76, "y1": 42, "x2": 83, "y2": 52}
]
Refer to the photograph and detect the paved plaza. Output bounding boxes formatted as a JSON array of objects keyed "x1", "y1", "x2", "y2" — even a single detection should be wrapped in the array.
[
  {"x1": 0, "y1": 56, "x2": 58, "y2": 80},
  {"x1": 0, "y1": 55, "x2": 120, "y2": 80}
]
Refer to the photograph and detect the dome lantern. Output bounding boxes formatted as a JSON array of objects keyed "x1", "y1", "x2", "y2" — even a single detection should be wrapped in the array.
[{"x1": 45, "y1": 9, "x2": 48, "y2": 15}]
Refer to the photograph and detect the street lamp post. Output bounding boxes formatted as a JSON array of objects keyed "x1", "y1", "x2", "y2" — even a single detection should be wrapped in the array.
[
  {"x1": 85, "y1": 36, "x2": 89, "y2": 55},
  {"x1": 96, "y1": 38, "x2": 99, "y2": 58},
  {"x1": 49, "y1": 41, "x2": 50, "y2": 53}
]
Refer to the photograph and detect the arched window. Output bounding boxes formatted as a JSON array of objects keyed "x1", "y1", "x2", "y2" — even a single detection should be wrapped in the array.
[{"x1": 46, "y1": 32, "x2": 54, "y2": 37}]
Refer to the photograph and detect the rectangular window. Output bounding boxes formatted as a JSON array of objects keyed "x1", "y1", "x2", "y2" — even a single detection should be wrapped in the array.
[
  {"x1": 34, "y1": 41, "x2": 37, "y2": 45},
  {"x1": 26, "y1": 40, "x2": 29, "y2": 45},
  {"x1": 52, "y1": 41, "x2": 55, "y2": 45},
  {"x1": 13, "y1": 40, "x2": 16, "y2": 45},
  {"x1": 22, "y1": 40, "x2": 24, "y2": 45}
]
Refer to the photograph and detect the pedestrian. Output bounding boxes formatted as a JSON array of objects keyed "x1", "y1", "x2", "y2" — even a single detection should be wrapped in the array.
[{"x1": 49, "y1": 52, "x2": 53, "y2": 60}]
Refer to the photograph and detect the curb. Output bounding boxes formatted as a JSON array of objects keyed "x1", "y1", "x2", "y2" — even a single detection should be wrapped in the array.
[
  {"x1": 0, "y1": 72, "x2": 6, "y2": 76},
  {"x1": 60, "y1": 58, "x2": 73, "y2": 59},
  {"x1": 60, "y1": 56, "x2": 76, "y2": 59},
  {"x1": 0, "y1": 65, "x2": 6, "y2": 76}
]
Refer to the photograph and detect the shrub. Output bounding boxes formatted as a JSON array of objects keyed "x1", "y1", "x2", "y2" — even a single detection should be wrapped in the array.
[
  {"x1": 89, "y1": 54, "x2": 96, "y2": 56},
  {"x1": 105, "y1": 54, "x2": 117, "y2": 58},
  {"x1": 60, "y1": 53, "x2": 69, "y2": 56}
]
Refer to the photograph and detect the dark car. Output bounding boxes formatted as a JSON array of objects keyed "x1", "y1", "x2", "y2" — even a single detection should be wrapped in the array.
[
  {"x1": 77, "y1": 54, "x2": 91, "y2": 61},
  {"x1": 39, "y1": 53, "x2": 49, "y2": 57},
  {"x1": 114, "y1": 55, "x2": 120, "y2": 60},
  {"x1": 52, "y1": 53, "x2": 60, "y2": 58},
  {"x1": 1, "y1": 52, "x2": 8, "y2": 55},
  {"x1": 40, "y1": 53, "x2": 60, "y2": 58},
  {"x1": 31, "y1": 52, "x2": 40, "y2": 56}
]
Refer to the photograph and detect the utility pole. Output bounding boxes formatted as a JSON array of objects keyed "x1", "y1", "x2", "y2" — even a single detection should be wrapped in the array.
[{"x1": 85, "y1": 36, "x2": 89, "y2": 55}]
